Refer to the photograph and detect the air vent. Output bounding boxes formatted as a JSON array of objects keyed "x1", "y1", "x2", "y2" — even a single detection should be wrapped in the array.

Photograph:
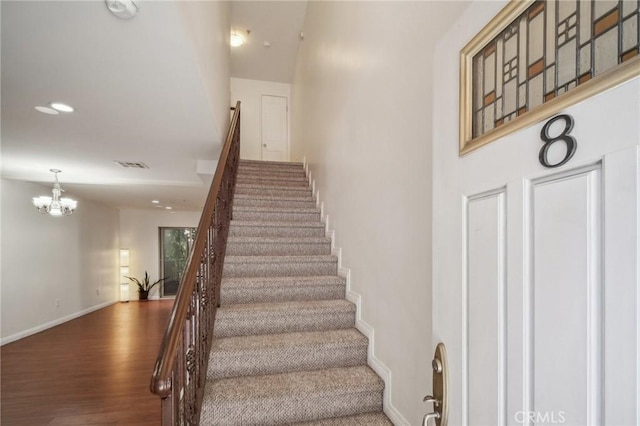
[{"x1": 115, "y1": 161, "x2": 149, "y2": 169}]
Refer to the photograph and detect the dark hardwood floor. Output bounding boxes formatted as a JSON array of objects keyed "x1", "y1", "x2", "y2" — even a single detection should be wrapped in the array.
[{"x1": 1, "y1": 300, "x2": 173, "y2": 425}]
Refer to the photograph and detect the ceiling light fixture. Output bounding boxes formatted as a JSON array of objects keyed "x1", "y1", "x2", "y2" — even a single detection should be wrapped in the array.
[
  {"x1": 105, "y1": 0, "x2": 138, "y2": 19},
  {"x1": 50, "y1": 102, "x2": 74, "y2": 113},
  {"x1": 152, "y1": 200, "x2": 159, "y2": 204},
  {"x1": 35, "y1": 106, "x2": 59, "y2": 115},
  {"x1": 165, "y1": 206, "x2": 172, "y2": 210},
  {"x1": 32, "y1": 169, "x2": 78, "y2": 217},
  {"x1": 230, "y1": 32, "x2": 245, "y2": 47}
]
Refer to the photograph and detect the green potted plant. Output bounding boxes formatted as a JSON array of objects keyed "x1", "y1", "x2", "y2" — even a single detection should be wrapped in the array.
[{"x1": 125, "y1": 271, "x2": 168, "y2": 301}]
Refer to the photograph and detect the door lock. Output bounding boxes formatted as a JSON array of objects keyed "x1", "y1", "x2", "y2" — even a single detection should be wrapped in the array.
[{"x1": 423, "y1": 342, "x2": 448, "y2": 426}]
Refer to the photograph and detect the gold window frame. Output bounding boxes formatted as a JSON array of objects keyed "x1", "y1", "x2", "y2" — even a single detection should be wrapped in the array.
[{"x1": 459, "y1": 0, "x2": 640, "y2": 156}]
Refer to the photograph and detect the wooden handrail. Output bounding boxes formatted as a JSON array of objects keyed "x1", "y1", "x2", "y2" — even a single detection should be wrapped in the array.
[{"x1": 150, "y1": 101, "x2": 241, "y2": 425}]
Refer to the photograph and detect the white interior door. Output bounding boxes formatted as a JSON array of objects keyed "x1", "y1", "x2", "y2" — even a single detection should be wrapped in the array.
[
  {"x1": 433, "y1": 80, "x2": 640, "y2": 426},
  {"x1": 261, "y1": 95, "x2": 288, "y2": 161}
]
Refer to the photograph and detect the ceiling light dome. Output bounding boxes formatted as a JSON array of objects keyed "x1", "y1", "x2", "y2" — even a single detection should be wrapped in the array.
[
  {"x1": 230, "y1": 32, "x2": 245, "y2": 47},
  {"x1": 105, "y1": 0, "x2": 138, "y2": 20},
  {"x1": 50, "y1": 102, "x2": 74, "y2": 113}
]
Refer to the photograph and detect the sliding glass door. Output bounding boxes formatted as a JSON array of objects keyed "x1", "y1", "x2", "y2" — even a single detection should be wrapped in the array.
[{"x1": 159, "y1": 227, "x2": 196, "y2": 297}]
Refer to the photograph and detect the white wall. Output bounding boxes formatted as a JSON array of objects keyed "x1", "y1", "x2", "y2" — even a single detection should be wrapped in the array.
[
  {"x1": 119, "y1": 209, "x2": 201, "y2": 300},
  {"x1": 178, "y1": 1, "x2": 231, "y2": 150},
  {"x1": 290, "y1": 2, "x2": 470, "y2": 423},
  {"x1": 1, "y1": 179, "x2": 120, "y2": 344},
  {"x1": 231, "y1": 77, "x2": 291, "y2": 161}
]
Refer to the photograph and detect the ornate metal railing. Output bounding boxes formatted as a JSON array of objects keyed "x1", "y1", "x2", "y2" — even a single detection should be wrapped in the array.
[{"x1": 150, "y1": 101, "x2": 241, "y2": 425}]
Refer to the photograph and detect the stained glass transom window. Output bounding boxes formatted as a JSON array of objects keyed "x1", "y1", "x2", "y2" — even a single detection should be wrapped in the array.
[{"x1": 472, "y1": 0, "x2": 640, "y2": 138}]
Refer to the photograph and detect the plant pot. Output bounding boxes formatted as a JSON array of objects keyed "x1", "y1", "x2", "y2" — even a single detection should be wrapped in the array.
[{"x1": 139, "y1": 290, "x2": 149, "y2": 301}]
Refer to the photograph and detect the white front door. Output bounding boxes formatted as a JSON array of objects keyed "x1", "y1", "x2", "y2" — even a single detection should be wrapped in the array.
[
  {"x1": 261, "y1": 95, "x2": 288, "y2": 161},
  {"x1": 433, "y1": 80, "x2": 640, "y2": 425}
]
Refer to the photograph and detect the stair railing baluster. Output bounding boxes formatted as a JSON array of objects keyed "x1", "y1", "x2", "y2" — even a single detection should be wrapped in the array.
[{"x1": 150, "y1": 102, "x2": 241, "y2": 425}]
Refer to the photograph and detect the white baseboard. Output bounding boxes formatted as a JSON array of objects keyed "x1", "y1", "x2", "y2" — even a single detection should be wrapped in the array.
[
  {"x1": 1, "y1": 299, "x2": 118, "y2": 346},
  {"x1": 310, "y1": 174, "x2": 410, "y2": 426}
]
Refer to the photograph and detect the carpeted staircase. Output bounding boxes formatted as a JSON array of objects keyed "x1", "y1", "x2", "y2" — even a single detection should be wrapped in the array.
[{"x1": 200, "y1": 160, "x2": 392, "y2": 425}]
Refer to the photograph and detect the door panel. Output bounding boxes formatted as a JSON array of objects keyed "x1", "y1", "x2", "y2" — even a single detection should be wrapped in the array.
[
  {"x1": 261, "y1": 95, "x2": 288, "y2": 161},
  {"x1": 465, "y1": 190, "x2": 507, "y2": 426},
  {"x1": 529, "y1": 166, "x2": 601, "y2": 426}
]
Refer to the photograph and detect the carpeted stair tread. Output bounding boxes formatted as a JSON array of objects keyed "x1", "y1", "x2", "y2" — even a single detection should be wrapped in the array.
[
  {"x1": 237, "y1": 170, "x2": 307, "y2": 180},
  {"x1": 225, "y1": 254, "x2": 337, "y2": 264},
  {"x1": 292, "y1": 412, "x2": 393, "y2": 425},
  {"x1": 208, "y1": 329, "x2": 367, "y2": 378},
  {"x1": 237, "y1": 178, "x2": 309, "y2": 186},
  {"x1": 218, "y1": 299, "x2": 354, "y2": 314},
  {"x1": 238, "y1": 174, "x2": 308, "y2": 181},
  {"x1": 233, "y1": 206, "x2": 320, "y2": 214},
  {"x1": 238, "y1": 174, "x2": 309, "y2": 182},
  {"x1": 200, "y1": 366, "x2": 383, "y2": 425},
  {"x1": 229, "y1": 221, "x2": 326, "y2": 238},
  {"x1": 235, "y1": 182, "x2": 311, "y2": 190},
  {"x1": 226, "y1": 236, "x2": 331, "y2": 256},
  {"x1": 239, "y1": 159, "x2": 304, "y2": 168},
  {"x1": 208, "y1": 365, "x2": 381, "y2": 399},
  {"x1": 214, "y1": 300, "x2": 355, "y2": 337},
  {"x1": 232, "y1": 209, "x2": 321, "y2": 224},
  {"x1": 234, "y1": 193, "x2": 315, "y2": 202},
  {"x1": 235, "y1": 185, "x2": 312, "y2": 197},
  {"x1": 212, "y1": 328, "x2": 365, "y2": 352},
  {"x1": 231, "y1": 220, "x2": 324, "y2": 228},
  {"x1": 228, "y1": 236, "x2": 329, "y2": 243},
  {"x1": 220, "y1": 275, "x2": 346, "y2": 304},
  {"x1": 223, "y1": 255, "x2": 338, "y2": 277},
  {"x1": 222, "y1": 275, "x2": 346, "y2": 288}
]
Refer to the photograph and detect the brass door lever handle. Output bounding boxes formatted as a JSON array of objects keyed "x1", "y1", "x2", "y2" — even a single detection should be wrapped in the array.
[{"x1": 422, "y1": 343, "x2": 448, "y2": 426}]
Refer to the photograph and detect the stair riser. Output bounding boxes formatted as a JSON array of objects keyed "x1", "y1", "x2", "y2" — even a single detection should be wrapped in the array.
[
  {"x1": 204, "y1": 390, "x2": 382, "y2": 425},
  {"x1": 233, "y1": 198, "x2": 317, "y2": 209},
  {"x1": 237, "y1": 178, "x2": 309, "y2": 187},
  {"x1": 223, "y1": 260, "x2": 337, "y2": 278},
  {"x1": 209, "y1": 344, "x2": 367, "y2": 379},
  {"x1": 229, "y1": 225, "x2": 325, "y2": 238},
  {"x1": 214, "y1": 310, "x2": 355, "y2": 337},
  {"x1": 226, "y1": 241, "x2": 330, "y2": 256},
  {"x1": 220, "y1": 284, "x2": 345, "y2": 304},
  {"x1": 232, "y1": 210, "x2": 321, "y2": 223},
  {"x1": 235, "y1": 187, "x2": 312, "y2": 197}
]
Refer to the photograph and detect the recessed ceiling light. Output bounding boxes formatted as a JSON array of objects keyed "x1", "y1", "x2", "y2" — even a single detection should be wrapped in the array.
[
  {"x1": 263, "y1": 41, "x2": 271, "y2": 48},
  {"x1": 50, "y1": 102, "x2": 74, "y2": 113},
  {"x1": 165, "y1": 206, "x2": 172, "y2": 210},
  {"x1": 151, "y1": 200, "x2": 159, "y2": 204},
  {"x1": 35, "y1": 106, "x2": 59, "y2": 115},
  {"x1": 230, "y1": 32, "x2": 245, "y2": 47}
]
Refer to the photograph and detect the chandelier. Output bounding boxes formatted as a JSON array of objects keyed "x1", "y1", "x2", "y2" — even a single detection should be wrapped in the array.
[{"x1": 32, "y1": 169, "x2": 78, "y2": 217}]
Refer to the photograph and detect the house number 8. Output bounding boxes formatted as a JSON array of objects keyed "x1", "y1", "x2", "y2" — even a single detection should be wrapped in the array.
[{"x1": 539, "y1": 114, "x2": 577, "y2": 168}]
